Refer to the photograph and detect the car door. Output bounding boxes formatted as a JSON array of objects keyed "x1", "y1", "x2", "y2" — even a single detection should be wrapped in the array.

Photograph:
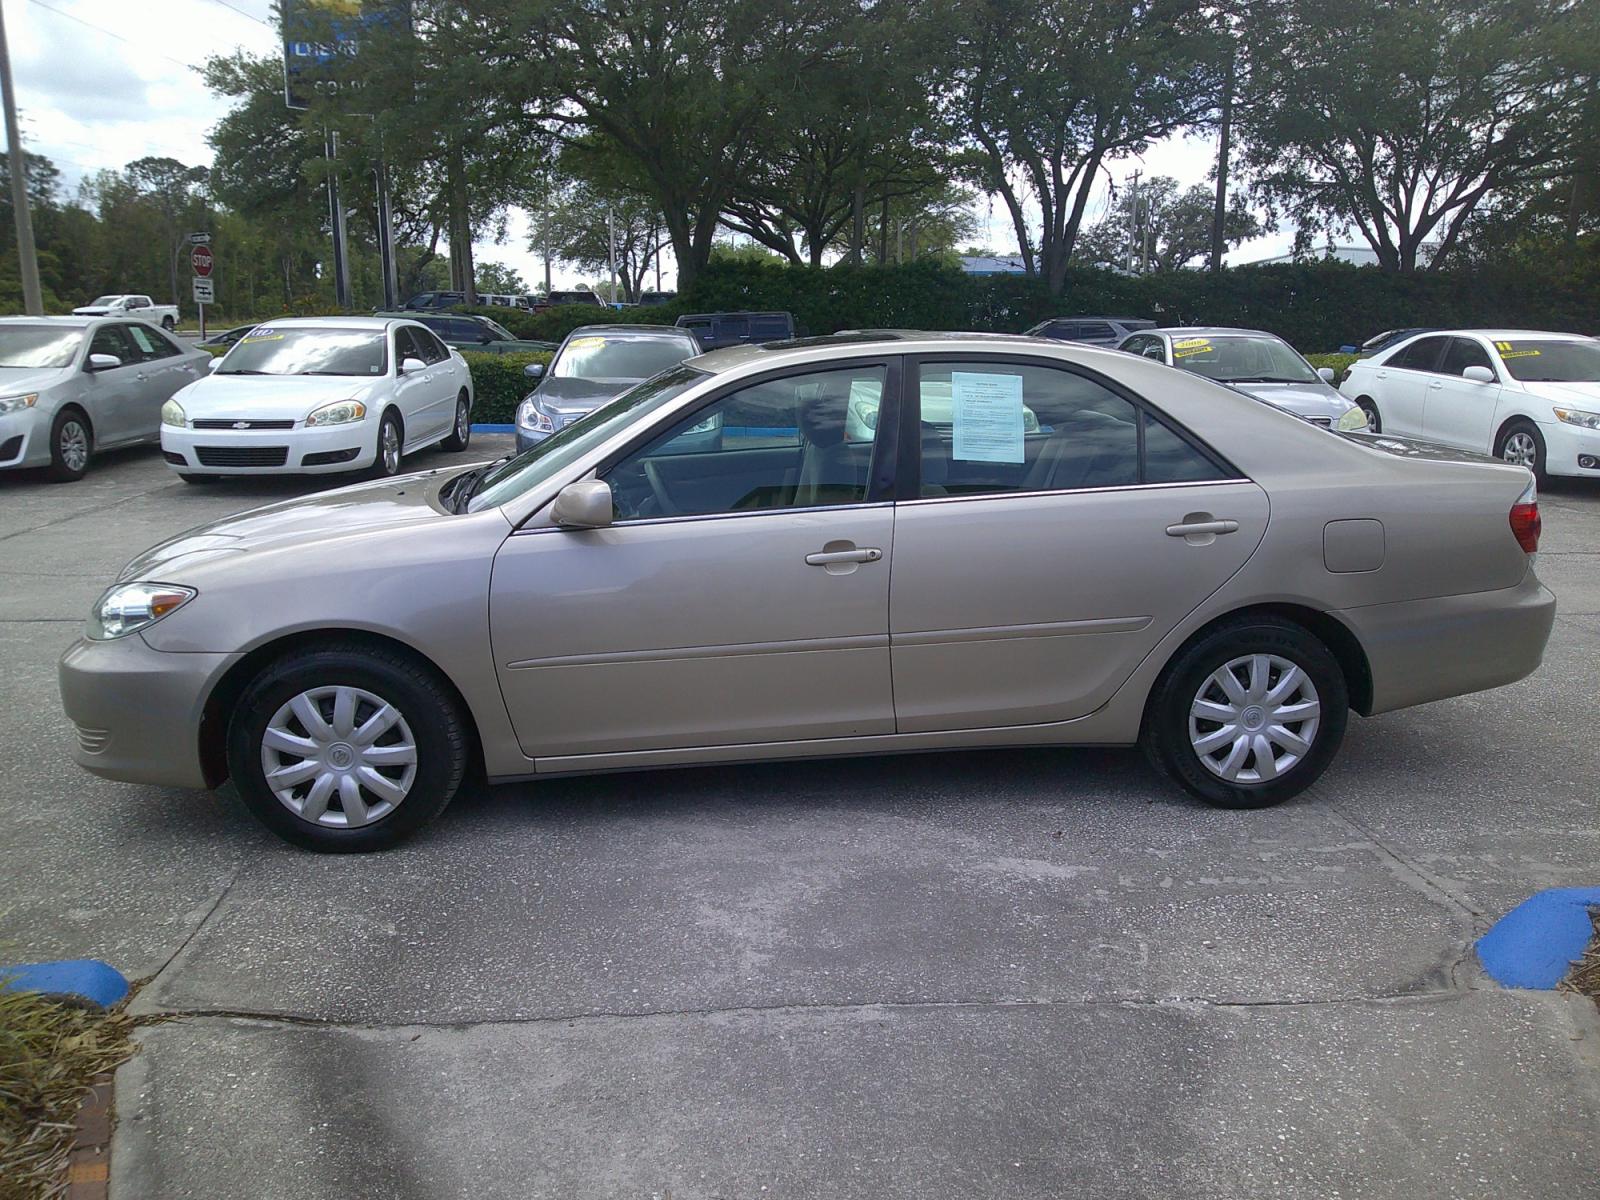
[
  {"x1": 489, "y1": 360, "x2": 899, "y2": 760},
  {"x1": 1368, "y1": 335, "x2": 1447, "y2": 435},
  {"x1": 390, "y1": 326, "x2": 443, "y2": 444},
  {"x1": 1421, "y1": 336, "x2": 1503, "y2": 452},
  {"x1": 79, "y1": 324, "x2": 147, "y2": 446},
  {"x1": 121, "y1": 322, "x2": 199, "y2": 438},
  {"x1": 889, "y1": 355, "x2": 1269, "y2": 732},
  {"x1": 414, "y1": 326, "x2": 461, "y2": 437}
]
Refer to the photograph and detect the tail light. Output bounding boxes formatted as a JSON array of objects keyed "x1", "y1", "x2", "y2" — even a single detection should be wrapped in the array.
[{"x1": 1509, "y1": 479, "x2": 1540, "y2": 554}]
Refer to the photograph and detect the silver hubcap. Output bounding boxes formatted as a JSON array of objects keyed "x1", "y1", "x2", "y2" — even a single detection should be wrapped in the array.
[
  {"x1": 381, "y1": 421, "x2": 401, "y2": 473},
  {"x1": 59, "y1": 421, "x2": 88, "y2": 471},
  {"x1": 260, "y1": 685, "x2": 417, "y2": 828},
  {"x1": 1189, "y1": 654, "x2": 1321, "y2": 784},
  {"x1": 455, "y1": 400, "x2": 469, "y2": 440},
  {"x1": 1502, "y1": 432, "x2": 1537, "y2": 468}
]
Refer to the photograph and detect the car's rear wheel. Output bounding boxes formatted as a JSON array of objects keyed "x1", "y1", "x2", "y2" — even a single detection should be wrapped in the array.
[
  {"x1": 440, "y1": 391, "x2": 471, "y2": 451},
  {"x1": 161, "y1": 316, "x2": 176, "y2": 331},
  {"x1": 1355, "y1": 397, "x2": 1381, "y2": 433},
  {"x1": 1495, "y1": 420, "x2": 1546, "y2": 485},
  {"x1": 46, "y1": 408, "x2": 92, "y2": 482},
  {"x1": 226, "y1": 644, "x2": 468, "y2": 852},
  {"x1": 1142, "y1": 616, "x2": 1348, "y2": 810}
]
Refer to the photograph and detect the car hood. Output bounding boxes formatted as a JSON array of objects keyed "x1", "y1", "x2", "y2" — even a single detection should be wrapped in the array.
[
  {"x1": 1517, "y1": 380, "x2": 1600, "y2": 407},
  {"x1": 533, "y1": 375, "x2": 639, "y2": 416},
  {"x1": 119, "y1": 472, "x2": 455, "y2": 581},
  {"x1": 1224, "y1": 380, "x2": 1353, "y2": 418},
  {"x1": 176, "y1": 375, "x2": 381, "y2": 419},
  {"x1": 0, "y1": 367, "x2": 72, "y2": 394}
]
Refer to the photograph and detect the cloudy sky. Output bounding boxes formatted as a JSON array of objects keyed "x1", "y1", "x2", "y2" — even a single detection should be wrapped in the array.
[{"x1": 8, "y1": 0, "x2": 1292, "y2": 294}]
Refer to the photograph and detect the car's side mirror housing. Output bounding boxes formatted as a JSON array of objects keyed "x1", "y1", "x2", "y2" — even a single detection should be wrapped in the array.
[
  {"x1": 86, "y1": 353, "x2": 121, "y2": 371},
  {"x1": 523, "y1": 362, "x2": 545, "y2": 379},
  {"x1": 551, "y1": 479, "x2": 614, "y2": 529},
  {"x1": 1317, "y1": 366, "x2": 1336, "y2": 382},
  {"x1": 1463, "y1": 365, "x2": 1495, "y2": 383},
  {"x1": 399, "y1": 356, "x2": 427, "y2": 375},
  {"x1": 206, "y1": 357, "x2": 223, "y2": 372}
]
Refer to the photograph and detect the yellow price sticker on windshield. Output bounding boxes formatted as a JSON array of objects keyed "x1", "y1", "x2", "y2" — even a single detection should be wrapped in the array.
[
  {"x1": 1500, "y1": 349, "x2": 1541, "y2": 359},
  {"x1": 1174, "y1": 344, "x2": 1213, "y2": 358},
  {"x1": 566, "y1": 336, "x2": 606, "y2": 351},
  {"x1": 1173, "y1": 337, "x2": 1211, "y2": 349}
]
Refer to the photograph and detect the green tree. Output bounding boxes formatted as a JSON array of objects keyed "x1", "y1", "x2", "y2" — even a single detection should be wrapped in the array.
[
  {"x1": 1075, "y1": 176, "x2": 1261, "y2": 271},
  {"x1": 1238, "y1": 0, "x2": 1600, "y2": 272}
]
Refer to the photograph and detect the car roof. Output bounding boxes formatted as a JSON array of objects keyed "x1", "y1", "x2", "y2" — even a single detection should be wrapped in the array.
[
  {"x1": 1430, "y1": 329, "x2": 1592, "y2": 340},
  {"x1": 686, "y1": 329, "x2": 1131, "y2": 373},
  {"x1": 242, "y1": 316, "x2": 398, "y2": 330},
  {"x1": 564, "y1": 324, "x2": 698, "y2": 339},
  {"x1": 1147, "y1": 327, "x2": 1280, "y2": 338},
  {"x1": 0, "y1": 315, "x2": 99, "y2": 327}
]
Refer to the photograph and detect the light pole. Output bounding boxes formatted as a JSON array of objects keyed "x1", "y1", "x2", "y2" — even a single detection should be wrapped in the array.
[{"x1": 0, "y1": 0, "x2": 43, "y2": 315}]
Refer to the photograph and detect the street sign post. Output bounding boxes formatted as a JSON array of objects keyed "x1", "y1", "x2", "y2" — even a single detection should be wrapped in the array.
[{"x1": 191, "y1": 243, "x2": 215, "y2": 337}]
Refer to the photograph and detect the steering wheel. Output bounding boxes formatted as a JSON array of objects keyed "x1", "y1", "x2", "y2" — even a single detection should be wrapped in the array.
[{"x1": 642, "y1": 460, "x2": 681, "y2": 516}]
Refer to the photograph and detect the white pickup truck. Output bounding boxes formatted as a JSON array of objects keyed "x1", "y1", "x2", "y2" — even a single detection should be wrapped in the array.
[{"x1": 71, "y1": 294, "x2": 179, "y2": 330}]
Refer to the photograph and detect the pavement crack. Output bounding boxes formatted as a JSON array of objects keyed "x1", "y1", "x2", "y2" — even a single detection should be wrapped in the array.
[{"x1": 134, "y1": 867, "x2": 246, "y2": 996}]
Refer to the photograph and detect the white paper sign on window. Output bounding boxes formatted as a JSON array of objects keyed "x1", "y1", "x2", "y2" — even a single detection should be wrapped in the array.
[{"x1": 951, "y1": 371, "x2": 1025, "y2": 464}]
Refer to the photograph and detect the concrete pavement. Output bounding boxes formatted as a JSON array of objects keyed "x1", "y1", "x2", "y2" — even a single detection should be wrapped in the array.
[{"x1": 2, "y1": 443, "x2": 1597, "y2": 1198}]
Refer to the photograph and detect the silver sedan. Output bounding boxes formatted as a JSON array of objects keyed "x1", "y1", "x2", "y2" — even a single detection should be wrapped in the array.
[
  {"x1": 60, "y1": 332, "x2": 1554, "y2": 851},
  {"x1": 0, "y1": 316, "x2": 211, "y2": 481}
]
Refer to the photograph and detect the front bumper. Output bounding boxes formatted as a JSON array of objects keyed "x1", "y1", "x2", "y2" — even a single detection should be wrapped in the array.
[
  {"x1": 59, "y1": 634, "x2": 238, "y2": 789},
  {"x1": 1539, "y1": 419, "x2": 1600, "y2": 477},
  {"x1": 161, "y1": 421, "x2": 376, "y2": 475},
  {"x1": 1336, "y1": 570, "x2": 1556, "y2": 715},
  {"x1": 0, "y1": 406, "x2": 50, "y2": 470}
]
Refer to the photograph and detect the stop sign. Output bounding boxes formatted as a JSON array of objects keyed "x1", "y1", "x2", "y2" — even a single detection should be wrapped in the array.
[{"x1": 190, "y1": 246, "x2": 214, "y2": 277}]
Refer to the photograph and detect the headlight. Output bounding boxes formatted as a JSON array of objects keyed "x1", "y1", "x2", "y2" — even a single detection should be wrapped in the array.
[
  {"x1": 87, "y1": 582, "x2": 196, "y2": 640},
  {"x1": 161, "y1": 399, "x2": 186, "y2": 427},
  {"x1": 1337, "y1": 405, "x2": 1370, "y2": 432},
  {"x1": 306, "y1": 400, "x2": 367, "y2": 427},
  {"x1": 1553, "y1": 406, "x2": 1600, "y2": 430},
  {"x1": 516, "y1": 396, "x2": 554, "y2": 433},
  {"x1": 0, "y1": 393, "x2": 39, "y2": 414},
  {"x1": 850, "y1": 400, "x2": 879, "y2": 431}
]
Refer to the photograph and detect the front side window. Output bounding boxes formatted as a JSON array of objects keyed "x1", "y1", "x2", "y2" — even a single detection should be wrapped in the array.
[
  {"x1": 0, "y1": 325, "x2": 82, "y2": 369},
  {"x1": 88, "y1": 325, "x2": 136, "y2": 365},
  {"x1": 217, "y1": 327, "x2": 388, "y2": 376},
  {"x1": 1441, "y1": 337, "x2": 1494, "y2": 378},
  {"x1": 604, "y1": 365, "x2": 888, "y2": 520},
  {"x1": 1490, "y1": 338, "x2": 1600, "y2": 383},
  {"x1": 914, "y1": 360, "x2": 1229, "y2": 498}
]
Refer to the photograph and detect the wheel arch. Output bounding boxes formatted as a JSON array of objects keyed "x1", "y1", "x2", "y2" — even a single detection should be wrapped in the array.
[
  {"x1": 198, "y1": 628, "x2": 484, "y2": 788},
  {"x1": 55, "y1": 401, "x2": 94, "y2": 436},
  {"x1": 1141, "y1": 601, "x2": 1374, "y2": 734},
  {"x1": 1492, "y1": 413, "x2": 1538, "y2": 453}
]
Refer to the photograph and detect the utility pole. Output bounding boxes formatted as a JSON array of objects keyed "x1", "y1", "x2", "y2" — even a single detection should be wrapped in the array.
[
  {"x1": 1210, "y1": 37, "x2": 1236, "y2": 272},
  {"x1": 0, "y1": 0, "x2": 43, "y2": 315},
  {"x1": 325, "y1": 130, "x2": 351, "y2": 309},
  {"x1": 374, "y1": 155, "x2": 397, "y2": 309},
  {"x1": 606, "y1": 205, "x2": 617, "y2": 306},
  {"x1": 1127, "y1": 170, "x2": 1141, "y2": 274}
]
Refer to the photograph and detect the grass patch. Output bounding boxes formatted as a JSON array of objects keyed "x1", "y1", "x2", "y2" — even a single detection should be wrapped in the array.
[
  {"x1": 1562, "y1": 910, "x2": 1600, "y2": 1002},
  {"x1": 0, "y1": 985, "x2": 134, "y2": 1200}
]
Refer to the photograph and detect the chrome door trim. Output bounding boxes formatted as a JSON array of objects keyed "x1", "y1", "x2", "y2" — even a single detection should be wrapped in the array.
[{"x1": 893, "y1": 615, "x2": 1152, "y2": 647}]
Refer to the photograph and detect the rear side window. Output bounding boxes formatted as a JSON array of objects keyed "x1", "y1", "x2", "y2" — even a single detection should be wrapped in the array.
[
  {"x1": 1143, "y1": 412, "x2": 1223, "y2": 483},
  {"x1": 124, "y1": 323, "x2": 178, "y2": 360}
]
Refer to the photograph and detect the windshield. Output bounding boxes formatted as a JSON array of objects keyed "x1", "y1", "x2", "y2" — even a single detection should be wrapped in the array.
[
  {"x1": 1168, "y1": 335, "x2": 1319, "y2": 383},
  {"x1": 1493, "y1": 339, "x2": 1600, "y2": 383},
  {"x1": 0, "y1": 326, "x2": 82, "y2": 369},
  {"x1": 467, "y1": 365, "x2": 706, "y2": 512},
  {"x1": 552, "y1": 334, "x2": 690, "y2": 381},
  {"x1": 217, "y1": 327, "x2": 387, "y2": 376},
  {"x1": 483, "y1": 319, "x2": 513, "y2": 340}
]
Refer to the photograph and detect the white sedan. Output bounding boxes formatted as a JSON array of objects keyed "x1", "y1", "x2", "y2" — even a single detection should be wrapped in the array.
[
  {"x1": 1339, "y1": 329, "x2": 1600, "y2": 481},
  {"x1": 160, "y1": 317, "x2": 474, "y2": 481}
]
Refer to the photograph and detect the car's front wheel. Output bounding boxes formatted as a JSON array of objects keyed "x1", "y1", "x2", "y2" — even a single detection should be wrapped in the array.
[
  {"x1": 46, "y1": 408, "x2": 92, "y2": 482},
  {"x1": 1142, "y1": 616, "x2": 1348, "y2": 810},
  {"x1": 1495, "y1": 420, "x2": 1546, "y2": 485},
  {"x1": 1355, "y1": 397, "x2": 1381, "y2": 433},
  {"x1": 226, "y1": 644, "x2": 469, "y2": 851},
  {"x1": 368, "y1": 410, "x2": 403, "y2": 479}
]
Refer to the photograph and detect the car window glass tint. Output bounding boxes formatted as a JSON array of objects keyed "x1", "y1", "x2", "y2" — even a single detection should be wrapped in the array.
[
  {"x1": 916, "y1": 362, "x2": 1137, "y2": 497},
  {"x1": 1440, "y1": 338, "x2": 1493, "y2": 378},
  {"x1": 88, "y1": 325, "x2": 133, "y2": 364},
  {"x1": 124, "y1": 323, "x2": 176, "y2": 360},
  {"x1": 422, "y1": 329, "x2": 450, "y2": 363},
  {"x1": 1144, "y1": 412, "x2": 1228, "y2": 483},
  {"x1": 1079, "y1": 322, "x2": 1114, "y2": 340},
  {"x1": 604, "y1": 365, "x2": 887, "y2": 520},
  {"x1": 1392, "y1": 336, "x2": 1447, "y2": 372}
]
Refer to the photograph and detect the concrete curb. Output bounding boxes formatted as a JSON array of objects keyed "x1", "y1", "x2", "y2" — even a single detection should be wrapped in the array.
[
  {"x1": 0, "y1": 959, "x2": 130, "y2": 1008},
  {"x1": 1476, "y1": 887, "x2": 1600, "y2": 989}
]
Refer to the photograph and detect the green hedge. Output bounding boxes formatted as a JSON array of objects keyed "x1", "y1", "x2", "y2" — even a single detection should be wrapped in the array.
[
  {"x1": 1304, "y1": 352, "x2": 1360, "y2": 385},
  {"x1": 659, "y1": 250, "x2": 1600, "y2": 353},
  {"x1": 460, "y1": 350, "x2": 552, "y2": 424}
]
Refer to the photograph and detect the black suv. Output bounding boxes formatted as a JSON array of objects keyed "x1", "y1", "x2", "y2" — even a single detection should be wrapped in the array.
[
  {"x1": 675, "y1": 311, "x2": 796, "y2": 350},
  {"x1": 1025, "y1": 316, "x2": 1156, "y2": 346},
  {"x1": 402, "y1": 291, "x2": 468, "y2": 311}
]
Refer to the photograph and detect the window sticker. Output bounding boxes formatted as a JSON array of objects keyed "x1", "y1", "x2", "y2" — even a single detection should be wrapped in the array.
[
  {"x1": 1173, "y1": 337, "x2": 1213, "y2": 358},
  {"x1": 566, "y1": 336, "x2": 606, "y2": 351},
  {"x1": 1495, "y1": 341, "x2": 1542, "y2": 360},
  {"x1": 951, "y1": 371, "x2": 1025, "y2": 464},
  {"x1": 242, "y1": 327, "x2": 282, "y2": 342},
  {"x1": 1173, "y1": 337, "x2": 1210, "y2": 349}
]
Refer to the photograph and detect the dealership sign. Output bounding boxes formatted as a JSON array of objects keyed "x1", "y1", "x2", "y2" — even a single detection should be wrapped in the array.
[{"x1": 282, "y1": 0, "x2": 412, "y2": 110}]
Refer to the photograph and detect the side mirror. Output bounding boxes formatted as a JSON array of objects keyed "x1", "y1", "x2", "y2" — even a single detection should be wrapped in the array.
[
  {"x1": 523, "y1": 362, "x2": 546, "y2": 379},
  {"x1": 550, "y1": 479, "x2": 614, "y2": 529},
  {"x1": 207, "y1": 357, "x2": 223, "y2": 372},
  {"x1": 400, "y1": 356, "x2": 427, "y2": 375},
  {"x1": 86, "y1": 353, "x2": 121, "y2": 371},
  {"x1": 1463, "y1": 365, "x2": 1495, "y2": 383},
  {"x1": 1317, "y1": 366, "x2": 1336, "y2": 382}
]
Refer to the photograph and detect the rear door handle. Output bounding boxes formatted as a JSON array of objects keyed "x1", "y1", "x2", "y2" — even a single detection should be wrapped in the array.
[
  {"x1": 1428, "y1": 381, "x2": 1443, "y2": 389},
  {"x1": 806, "y1": 548, "x2": 882, "y2": 565},
  {"x1": 1166, "y1": 519, "x2": 1238, "y2": 537}
]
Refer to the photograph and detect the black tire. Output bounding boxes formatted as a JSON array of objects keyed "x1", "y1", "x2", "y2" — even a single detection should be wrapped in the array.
[
  {"x1": 45, "y1": 408, "x2": 92, "y2": 482},
  {"x1": 161, "y1": 316, "x2": 176, "y2": 331},
  {"x1": 178, "y1": 473, "x2": 219, "y2": 485},
  {"x1": 440, "y1": 391, "x2": 472, "y2": 452},
  {"x1": 1141, "y1": 615, "x2": 1349, "y2": 810},
  {"x1": 226, "y1": 643, "x2": 469, "y2": 852},
  {"x1": 367, "y1": 410, "x2": 404, "y2": 479},
  {"x1": 1494, "y1": 419, "x2": 1546, "y2": 486},
  {"x1": 1355, "y1": 397, "x2": 1381, "y2": 433}
]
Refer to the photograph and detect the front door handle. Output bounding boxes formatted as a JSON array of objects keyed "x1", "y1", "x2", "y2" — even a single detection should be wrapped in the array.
[{"x1": 806, "y1": 547, "x2": 882, "y2": 565}]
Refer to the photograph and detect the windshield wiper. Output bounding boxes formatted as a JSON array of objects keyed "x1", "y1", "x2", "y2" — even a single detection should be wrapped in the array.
[
  {"x1": 216, "y1": 368, "x2": 270, "y2": 375},
  {"x1": 296, "y1": 370, "x2": 355, "y2": 376},
  {"x1": 447, "y1": 457, "x2": 510, "y2": 513},
  {"x1": 1225, "y1": 375, "x2": 1308, "y2": 384}
]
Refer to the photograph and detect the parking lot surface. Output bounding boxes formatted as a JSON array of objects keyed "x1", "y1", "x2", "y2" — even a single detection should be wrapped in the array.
[{"x1": 3, "y1": 442, "x2": 1599, "y2": 1198}]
